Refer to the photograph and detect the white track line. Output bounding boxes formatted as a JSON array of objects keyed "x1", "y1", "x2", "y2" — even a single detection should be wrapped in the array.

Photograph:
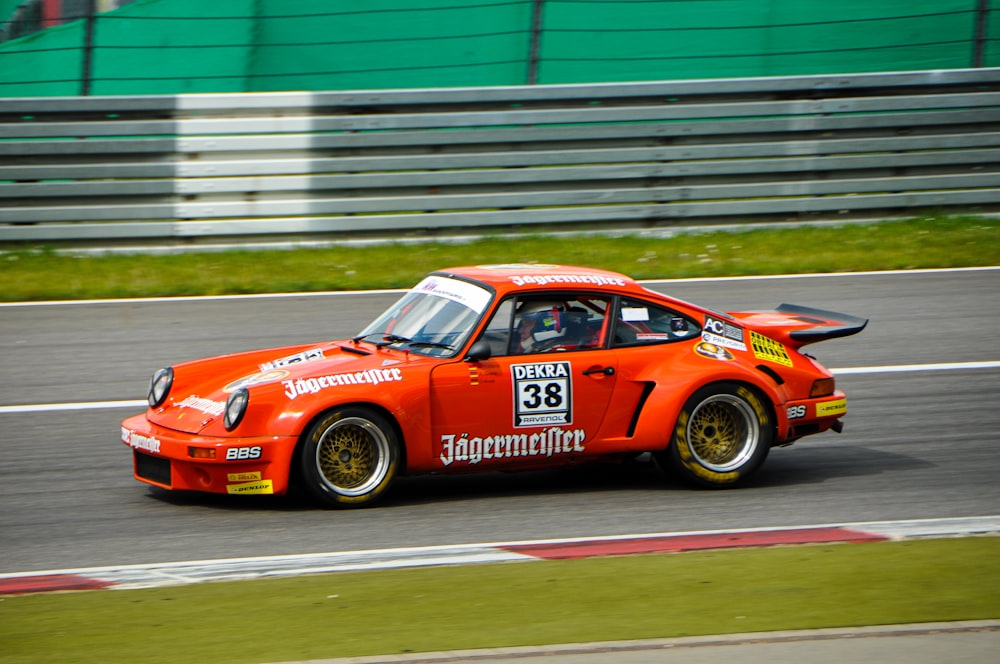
[
  {"x1": 1, "y1": 361, "x2": 997, "y2": 415},
  {"x1": 833, "y1": 360, "x2": 1000, "y2": 375},
  {"x1": 0, "y1": 400, "x2": 146, "y2": 413}
]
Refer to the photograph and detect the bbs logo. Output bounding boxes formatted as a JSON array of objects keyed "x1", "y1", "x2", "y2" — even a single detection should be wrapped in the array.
[
  {"x1": 225, "y1": 446, "x2": 262, "y2": 461},
  {"x1": 787, "y1": 405, "x2": 807, "y2": 420}
]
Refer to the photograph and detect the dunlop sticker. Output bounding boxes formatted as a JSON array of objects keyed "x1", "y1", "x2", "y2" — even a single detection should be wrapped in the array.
[
  {"x1": 226, "y1": 479, "x2": 274, "y2": 495},
  {"x1": 817, "y1": 398, "x2": 847, "y2": 417}
]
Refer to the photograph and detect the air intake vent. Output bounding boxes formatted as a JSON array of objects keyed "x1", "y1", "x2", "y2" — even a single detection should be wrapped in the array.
[
  {"x1": 135, "y1": 451, "x2": 171, "y2": 486},
  {"x1": 756, "y1": 364, "x2": 784, "y2": 385}
]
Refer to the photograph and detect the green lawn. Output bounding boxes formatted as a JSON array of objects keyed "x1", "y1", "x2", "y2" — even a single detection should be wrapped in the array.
[
  {"x1": 2, "y1": 538, "x2": 997, "y2": 664},
  {"x1": 2, "y1": 215, "x2": 998, "y2": 301}
]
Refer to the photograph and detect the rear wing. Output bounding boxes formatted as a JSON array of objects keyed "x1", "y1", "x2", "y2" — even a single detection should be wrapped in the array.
[
  {"x1": 775, "y1": 304, "x2": 869, "y2": 343},
  {"x1": 728, "y1": 304, "x2": 868, "y2": 349}
]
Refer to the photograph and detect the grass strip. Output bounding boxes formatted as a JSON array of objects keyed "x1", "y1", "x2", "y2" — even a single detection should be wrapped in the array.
[
  {"x1": 2, "y1": 538, "x2": 998, "y2": 664},
  {"x1": 1, "y1": 215, "x2": 998, "y2": 301}
]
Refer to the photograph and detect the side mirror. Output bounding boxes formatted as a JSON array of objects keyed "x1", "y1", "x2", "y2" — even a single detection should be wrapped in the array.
[{"x1": 464, "y1": 339, "x2": 492, "y2": 362}]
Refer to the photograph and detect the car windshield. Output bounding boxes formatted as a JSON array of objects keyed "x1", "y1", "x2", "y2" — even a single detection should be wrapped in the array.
[{"x1": 354, "y1": 275, "x2": 493, "y2": 357}]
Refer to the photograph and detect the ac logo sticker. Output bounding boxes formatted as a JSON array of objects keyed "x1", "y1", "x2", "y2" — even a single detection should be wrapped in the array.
[{"x1": 703, "y1": 316, "x2": 747, "y2": 352}]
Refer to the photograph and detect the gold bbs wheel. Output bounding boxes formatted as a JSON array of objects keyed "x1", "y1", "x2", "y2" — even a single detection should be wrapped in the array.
[
  {"x1": 657, "y1": 383, "x2": 773, "y2": 488},
  {"x1": 686, "y1": 394, "x2": 759, "y2": 472},
  {"x1": 300, "y1": 408, "x2": 400, "y2": 507}
]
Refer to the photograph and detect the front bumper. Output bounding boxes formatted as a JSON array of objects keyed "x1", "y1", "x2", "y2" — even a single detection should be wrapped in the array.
[{"x1": 121, "y1": 413, "x2": 298, "y2": 496}]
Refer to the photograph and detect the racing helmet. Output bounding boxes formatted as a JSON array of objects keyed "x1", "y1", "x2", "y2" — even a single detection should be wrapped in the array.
[{"x1": 516, "y1": 300, "x2": 566, "y2": 333}]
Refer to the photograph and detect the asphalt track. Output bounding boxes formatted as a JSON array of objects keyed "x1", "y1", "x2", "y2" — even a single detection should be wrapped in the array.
[
  {"x1": 1, "y1": 268, "x2": 999, "y2": 661},
  {"x1": 1, "y1": 268, "x2": 998, "y2": 575}
]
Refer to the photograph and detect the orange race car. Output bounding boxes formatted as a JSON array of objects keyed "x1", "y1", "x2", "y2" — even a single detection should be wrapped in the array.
[{"x1": 121, "y1": 264, "x2": 867, "y2": 507}]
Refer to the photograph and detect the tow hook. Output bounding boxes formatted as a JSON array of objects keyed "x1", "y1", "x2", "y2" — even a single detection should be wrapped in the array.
[{"x1": 831, "y1": 419, "x2": 844, "y2": 434}]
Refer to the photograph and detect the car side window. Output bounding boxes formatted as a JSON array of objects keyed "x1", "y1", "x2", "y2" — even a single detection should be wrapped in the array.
[
  {"x1": 612, "y1": 297, "x2": 700, "y2": 347},
  {"x1": 479, "y1": 299, "x2": 515, "y2": 357},
  {"x1": 479, "y1": 294, "x2": 612, "y2": 356}
]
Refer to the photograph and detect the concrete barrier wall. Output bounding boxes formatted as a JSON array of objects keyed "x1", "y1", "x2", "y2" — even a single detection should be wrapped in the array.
[{"x1": 1, "y1": 68, "x2": 999, "y2": 247}]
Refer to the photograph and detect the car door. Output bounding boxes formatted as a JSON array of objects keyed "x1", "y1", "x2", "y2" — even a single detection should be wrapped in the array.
[{"x1": 428, "y1": 293, "x2": 619, "y2": 470}]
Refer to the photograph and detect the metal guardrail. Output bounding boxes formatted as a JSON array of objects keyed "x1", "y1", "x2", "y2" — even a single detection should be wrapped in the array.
[{"x1": 1, "y1": 69, "x2": 999, "y2": 247}]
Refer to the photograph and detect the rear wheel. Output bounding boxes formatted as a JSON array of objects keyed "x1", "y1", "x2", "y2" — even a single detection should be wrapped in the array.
[
  {"x1": 656, "y1": 383, "x2": 772, "y2": 487},
  {"x1": 299, "y1": 407, "x2": 400, "y2": 507}
]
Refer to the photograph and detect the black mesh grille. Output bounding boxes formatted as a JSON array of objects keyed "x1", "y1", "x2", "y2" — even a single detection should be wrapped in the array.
[{"x1": 134, "y1": 451, "x2": 171, "y2": 486}]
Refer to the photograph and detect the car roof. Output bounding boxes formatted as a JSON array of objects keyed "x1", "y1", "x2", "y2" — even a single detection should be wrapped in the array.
[{"x1": 432, "y1": 264, "x2": 642, "y2": 295}]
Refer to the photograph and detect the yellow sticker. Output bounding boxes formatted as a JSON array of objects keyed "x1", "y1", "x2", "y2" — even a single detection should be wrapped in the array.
[
  {"x1": 749, "y1": 331, "x2": 793, "y2": 367},
  {"x1": 226, "y1": 479, "x2": 274, "y2": 495},
  {"x1": 817, "y1": 398, "x2": 847, "y2": 417},
  {"x1": 227, "y1": 471, "x2": 262, "y2": 482}
]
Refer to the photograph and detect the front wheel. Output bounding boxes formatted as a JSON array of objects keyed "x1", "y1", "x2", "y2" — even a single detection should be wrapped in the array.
[
  {"x1": 656, "y1": 383, "x2": 772, "y2": 487},
  {"x1": 299, "y1": 407, "x2": 400, "y2": 507}
]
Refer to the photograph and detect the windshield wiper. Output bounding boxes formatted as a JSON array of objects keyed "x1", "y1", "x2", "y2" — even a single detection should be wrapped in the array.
[
  {"x1": 350, "y1": 333, "x2": 452, "y2": 351},
  {"x1": 406, "y1": 341, "x2": 454, "y2": 350},
  {"x1": 383, "y1": 334, "x2": 453, "y2": 350},
  {"x1": 351, "y1": 333, "x2": 393, "y2": 349}
]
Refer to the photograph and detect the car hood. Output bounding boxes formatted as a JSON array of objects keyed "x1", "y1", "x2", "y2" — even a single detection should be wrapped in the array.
[{"x1": 148, "y1": 341, "x2": 412, "y2": 434}]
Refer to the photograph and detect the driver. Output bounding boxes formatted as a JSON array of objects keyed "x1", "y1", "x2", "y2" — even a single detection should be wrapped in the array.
[{"x1": 513, "y1": 301, "x2": 565, "y2": 354}]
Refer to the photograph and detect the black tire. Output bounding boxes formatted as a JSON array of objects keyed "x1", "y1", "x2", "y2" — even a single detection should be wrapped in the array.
[
  {"x1": 299, "y1": 406, "x2": 400, "y2": 507},
  {"x1": 656, "y1": 382, "x2": 772, "y2": 487}
]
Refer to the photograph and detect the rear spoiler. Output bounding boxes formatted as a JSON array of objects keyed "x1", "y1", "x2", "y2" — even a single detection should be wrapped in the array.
[
  {"x1": 727, "y1": 304, "x2": 868, "y2": 349},
  {"x1": 775, "y1": 304, "x2": 869, "y2": 343}
]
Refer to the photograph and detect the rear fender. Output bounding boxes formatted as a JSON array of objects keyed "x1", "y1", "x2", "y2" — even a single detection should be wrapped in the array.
[{"x1": 630, "y1": 368, "x2": 782, "y2": 450}]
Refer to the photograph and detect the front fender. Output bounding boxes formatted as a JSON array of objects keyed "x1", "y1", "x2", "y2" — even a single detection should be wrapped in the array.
[{"x1": 208, "y1": 364, "x2": 433, "y2": 447}]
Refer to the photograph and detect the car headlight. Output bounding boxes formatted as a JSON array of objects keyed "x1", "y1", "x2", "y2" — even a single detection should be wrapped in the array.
[
  {"x1": 224, "y1": 388, "x2": 249, "y2": 431},
  {"x1": 148, "y1": 367, "x2": 173, "y2": 407}
]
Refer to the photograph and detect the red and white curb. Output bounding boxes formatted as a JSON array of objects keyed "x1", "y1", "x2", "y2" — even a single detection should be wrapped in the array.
[{"x1": 2, "y1": 516, "x2": 997, "y2": 596}]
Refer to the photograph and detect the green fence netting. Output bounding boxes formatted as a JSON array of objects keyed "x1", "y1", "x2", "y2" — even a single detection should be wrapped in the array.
[{"x1": 1, "y1": 0, "x2": 997, "y2": 96}]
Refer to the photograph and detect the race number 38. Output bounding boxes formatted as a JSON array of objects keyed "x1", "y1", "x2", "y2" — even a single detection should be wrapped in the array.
[{"x1": 511, "y1": 362, "x2": 572, "y2": 427}]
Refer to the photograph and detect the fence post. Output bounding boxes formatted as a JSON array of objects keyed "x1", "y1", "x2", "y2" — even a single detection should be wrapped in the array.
[
  {"x1": 81, "y1": 0, "x2": 96, "y2": 95},
  {"x1": 973, "y1": 0, "x2": 989, "y2": 67},
  {"x1": 527, "y1": 0, "x2": 544, "y2": 84}
]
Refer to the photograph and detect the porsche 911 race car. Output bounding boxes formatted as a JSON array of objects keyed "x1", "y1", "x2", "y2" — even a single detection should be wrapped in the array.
[{"x1": 121, "y1": 264, "x2": 867, "y2": 507}]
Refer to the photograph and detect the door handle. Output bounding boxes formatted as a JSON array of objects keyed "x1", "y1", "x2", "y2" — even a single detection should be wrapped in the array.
[{"x1": 582, "y1": 366, "x2": 615, "y2": 376}]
